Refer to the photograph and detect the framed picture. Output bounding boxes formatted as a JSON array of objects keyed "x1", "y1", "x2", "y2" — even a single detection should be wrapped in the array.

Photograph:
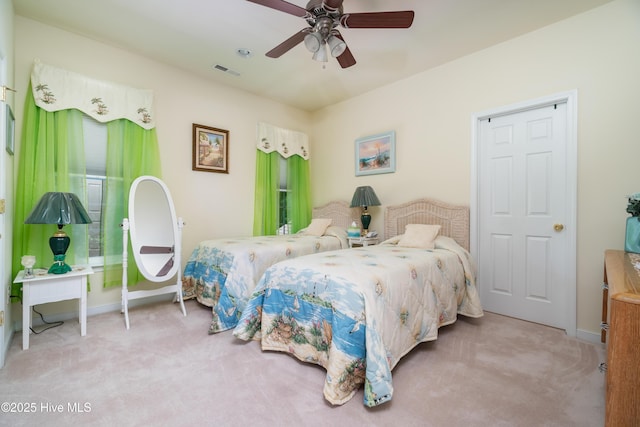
[
  {"x1": 355, "y1": 130, "x2": 395, "y2": 176},
  {"x1": 6, "y1": 104, "x2": 14, "y2": 155},
  {"x1": 192, "y1": 123, "x2": 229, "y2": 173}
]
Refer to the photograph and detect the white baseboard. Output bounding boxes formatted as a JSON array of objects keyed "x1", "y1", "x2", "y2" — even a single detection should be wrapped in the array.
[
  {"x1": 576, "y1": 328, "x2": 603, "y2": 345},
  {"x1": 14, "y1": 294, "x2": 175, "y2": 331},
  {"x1": 1, "y1": 329, "x2": 14, "y2": 369}
]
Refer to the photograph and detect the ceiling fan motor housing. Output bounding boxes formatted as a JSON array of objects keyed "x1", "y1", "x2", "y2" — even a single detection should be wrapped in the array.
[
  {"x1": 305, "y1": 1, "x2": 342, "y2": 31},
  {"x1": 306, "y1": 0, "x2": 343, "y2": 18}
]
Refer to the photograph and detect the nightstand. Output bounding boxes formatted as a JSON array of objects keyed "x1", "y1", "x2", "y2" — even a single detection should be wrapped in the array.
[
  {"x1": 13, "y1": 265, "x2": 94, "y2": 350},
  {"x1": 348, "y1": 236, "x2": 379, "y2": 248}
]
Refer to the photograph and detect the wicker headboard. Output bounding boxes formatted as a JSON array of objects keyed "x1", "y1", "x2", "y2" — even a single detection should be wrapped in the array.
[
  {"x1": 384, "y1": 198, "x2": 470, "y2": 250},
  {"x1": 312, "y1": 200, "x2": 359, "y2": 230}
]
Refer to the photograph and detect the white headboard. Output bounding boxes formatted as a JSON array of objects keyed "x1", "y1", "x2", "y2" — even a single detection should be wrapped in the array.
[
  {"x1": 312, "y1": 200, "x2": 359, "y2": 230},
  {"x1": 384, "y1": 198, "x2": 470, "y2": 250}
]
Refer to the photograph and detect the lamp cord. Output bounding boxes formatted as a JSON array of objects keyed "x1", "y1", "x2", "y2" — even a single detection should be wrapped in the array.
[
  {"x1": 30, "y1": 306, "x2": 64, "y2": 334},
  {"x1": 9, "y1": 294, "x2": 65, "y2": 333}
]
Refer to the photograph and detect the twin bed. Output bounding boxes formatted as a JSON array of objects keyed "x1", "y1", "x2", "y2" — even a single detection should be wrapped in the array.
[
  {"x1": 182, "y1": 201, "x2": 358, "y2": 333},
  {"x1": 183, "y1": 198, "x2": 483, "y2": 407}
]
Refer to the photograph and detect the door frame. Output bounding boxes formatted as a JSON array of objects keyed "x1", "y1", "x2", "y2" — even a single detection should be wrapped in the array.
[
  {"x1": 470, "y1": 90, "x2": 578, "y2": 337},
  {"x1": 0, "y1": 53, "x2": 7, "y2": 367}
]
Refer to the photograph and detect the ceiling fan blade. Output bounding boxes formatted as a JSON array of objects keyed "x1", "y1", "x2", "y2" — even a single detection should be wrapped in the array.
[
  {"x1": 266, "y1": 29, "x2": 307, "y2": 58},
  {"x1": 322, "y1": 0, "x2": 344, "y2": 12},
  {"x1": 340, "y1": 11, "x2": 415, "y2": 29},
  {"x1": 246, "y1": 0, "x2": 307, "y2": 17},
  {"x1": 334, "y1": 33, "x2": 356, "y2": 69},
  {"x1": 336, "y1": 47, "x2": 356, "y2": 69}
]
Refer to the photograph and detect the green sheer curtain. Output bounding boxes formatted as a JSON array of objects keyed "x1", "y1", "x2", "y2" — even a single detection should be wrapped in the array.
[
  {"x1": 253, "y1": 151, "x2": 311, "y2": 236},
  {"x1": 103, "y1": 119, "x2": 161, "y2": 287},
  {"x1": 11, "y1": 87, "x2": 88, "y2": 296},
  {"x1": 253, "y1": 151, "x2": 280, "y2": 236},
  {"x1": 287, "y1": 154, "x2": 311, "y2": 232},
  {"x1": 253, "y1": 123, "x2": 311, "y2": 235},
  {"x1": 12, "y1": 85, "x2": 161, "y2": 293}
]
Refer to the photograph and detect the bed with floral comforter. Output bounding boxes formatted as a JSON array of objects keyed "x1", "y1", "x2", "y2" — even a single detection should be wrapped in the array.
[
  {"x1": 233, "y1": 236, "x2": 483, "y2": 407},
  {"x1": 182, "y1": 226, "x2": 349, "y2": 333}
]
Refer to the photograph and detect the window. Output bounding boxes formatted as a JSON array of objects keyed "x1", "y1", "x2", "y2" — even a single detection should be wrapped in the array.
[
  {"x1": 86, "y1": 175, "x2": 105, "y2": 258},
  {"x1": 82, "y1": 115, "x2": 107, "y2": 265},
  {"x1": 277, "y1": 156, "x2": 291, "y2": 235},
  {"x1": 278, "y1": 189, "x2": 290, "y2": 234}
]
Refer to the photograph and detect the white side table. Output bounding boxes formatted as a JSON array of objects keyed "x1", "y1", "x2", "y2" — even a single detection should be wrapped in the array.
[
  {"x1": 348, "y1": 236, "x2": 380, "y2": 248},
  {"x1": 13, "y1": 265, "x2": 93, "y2": 350}
]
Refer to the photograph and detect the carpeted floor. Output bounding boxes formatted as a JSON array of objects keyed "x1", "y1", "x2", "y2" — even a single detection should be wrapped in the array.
[{"x1": 0, "y1": 300, "x2": 605, "y2": 427}]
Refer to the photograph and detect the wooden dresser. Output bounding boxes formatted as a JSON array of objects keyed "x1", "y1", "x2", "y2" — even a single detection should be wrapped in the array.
[{"x1": 601, "y1": 250, "x2": 640, "y2": 426}]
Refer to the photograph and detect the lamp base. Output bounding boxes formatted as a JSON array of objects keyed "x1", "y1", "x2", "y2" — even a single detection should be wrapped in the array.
[
  {"x1": 49, "y1": 234, "x2": 72, "y2": 274},
  {"x1": 49, "y1": 254, "x2": 72, "y2": 274},
  {"x1": 361, "y1": 212, "x2": 371, "y2": 234}
]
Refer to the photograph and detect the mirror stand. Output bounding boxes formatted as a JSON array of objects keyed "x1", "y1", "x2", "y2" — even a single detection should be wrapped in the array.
[
  {"x1": 121, "y1": 218, "x2": 187, "y2": 329},
  {"x1": 121, "y1": 176, "x2": 187, "y2": 329}
]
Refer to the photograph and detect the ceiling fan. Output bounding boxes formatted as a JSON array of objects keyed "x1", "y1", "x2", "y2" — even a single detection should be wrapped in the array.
[{"x1": 247, "y1": 0, "x2": 415, "y2": 68}]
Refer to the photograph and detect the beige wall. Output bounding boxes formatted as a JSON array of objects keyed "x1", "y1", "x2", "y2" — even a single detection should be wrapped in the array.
[
  {"x1": 9, "y1": 0, "x2": 640, "y2": 338},
  {"x1": 13, "y1": 16, "x2": 311, "y2": 317},
  {"x1": 309, "y1": 0, "x2": 640, "y2": 337}
]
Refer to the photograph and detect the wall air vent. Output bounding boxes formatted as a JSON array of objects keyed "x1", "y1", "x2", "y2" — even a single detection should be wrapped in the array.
[{"x1": 213, "y1": 64, "x2": 240, "y2": 77}]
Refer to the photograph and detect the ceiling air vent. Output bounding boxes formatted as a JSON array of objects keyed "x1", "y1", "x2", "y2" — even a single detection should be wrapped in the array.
[{"x1": 213, "y1": 64, "x2": 240, "y2": 77}]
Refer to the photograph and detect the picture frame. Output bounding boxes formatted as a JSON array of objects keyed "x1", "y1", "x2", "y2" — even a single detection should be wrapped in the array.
[
  {"x1": 6, "y1": 104, "x2": 14, "y2": 155},
  {"x1": 192, "y1": 123, "x2": 229, "y2": 173},
  {"x1": 355, "y1": 130, "x2": 395, "y2": 176}
]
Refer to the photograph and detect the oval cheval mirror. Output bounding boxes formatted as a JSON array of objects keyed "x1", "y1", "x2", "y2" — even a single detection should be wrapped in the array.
[
  {"x1": 130, "y1": 177, "x2": 178, "y2": 280},
  {"x1": 121, "y1": 176, "x2": 186, "y2": 329}
]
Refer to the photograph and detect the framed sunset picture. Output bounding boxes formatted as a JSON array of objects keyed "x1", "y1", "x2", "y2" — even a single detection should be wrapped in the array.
[{"x1": 355, "y1": 130, "x2": 395, "y2": 176}]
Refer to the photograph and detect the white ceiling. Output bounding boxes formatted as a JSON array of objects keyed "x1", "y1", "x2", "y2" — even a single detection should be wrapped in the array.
[{"x1": 14, "y1": 0, "x2": 614, "y2": 112}]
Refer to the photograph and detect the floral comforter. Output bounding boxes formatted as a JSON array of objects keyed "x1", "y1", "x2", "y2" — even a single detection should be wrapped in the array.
[
  {"x1": 182, "y1": 228, "x2": 348, "y2": 333},
  {"x1": 233, "y1": 236, "x2": 483, "y2": 407}
]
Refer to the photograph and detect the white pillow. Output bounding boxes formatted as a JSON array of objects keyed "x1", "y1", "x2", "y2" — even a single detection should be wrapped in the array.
[
  {"x1": 303, "y1": 218, "x2": 333, "y2": 236},
  {"x1": 397, "y1": 224, "x2": 441, "y2": 249}
]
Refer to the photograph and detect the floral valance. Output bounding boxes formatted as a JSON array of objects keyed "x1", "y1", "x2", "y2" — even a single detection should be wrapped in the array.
[
  {"x1": 30, "y1": 61, "x2": 155, "y2": 129},
  {"x1": 257, "y1": 122, "x2": 309, "y2": 160}
]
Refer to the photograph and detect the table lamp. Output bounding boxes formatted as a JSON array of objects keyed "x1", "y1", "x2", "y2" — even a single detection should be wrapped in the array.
[
  {"x1": 25, "y1": 192, "x2": 92, "y2": 274},
  {"x1": 350, "y1": 186, "x2": 381, "y2": 234}
]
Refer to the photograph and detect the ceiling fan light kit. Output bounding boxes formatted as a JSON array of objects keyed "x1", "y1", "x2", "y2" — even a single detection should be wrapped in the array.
[
  {"x1": 312, "y1": 44, "x2": 328, "y2": 62},
  {"x1": 304, "y1": 31, "x2": 322, "y2": 53},
  {"x1": 327, "y1": 35, "x2": 346, "y2": 58},
  {"x1": 247, "y1": 0, "x2": 415, "y2": 68}
]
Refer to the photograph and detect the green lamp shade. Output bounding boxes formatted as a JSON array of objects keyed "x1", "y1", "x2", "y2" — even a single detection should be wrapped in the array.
[
  {"x1": 25, "y1": 192, "x2": 92, "y2": 226},
  {"x1": 350, "y1": 186, "x2": 381, "y2": 232},
  {"x1": 25, "y1": 192, "x2": 92, "y2": 274}
]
